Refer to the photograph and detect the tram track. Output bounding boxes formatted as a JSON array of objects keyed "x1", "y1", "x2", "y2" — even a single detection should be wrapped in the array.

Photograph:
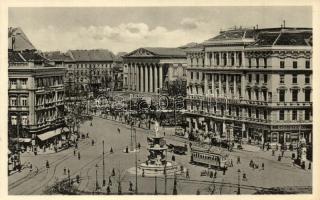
[{"x1": 9, "y1": 139, "x2": 91, "y2": 194}]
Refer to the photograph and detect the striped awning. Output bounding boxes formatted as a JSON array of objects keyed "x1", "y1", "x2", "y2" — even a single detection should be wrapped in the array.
[{"x1": 37, "y1": 129, "x2": 62, "y2": 141}]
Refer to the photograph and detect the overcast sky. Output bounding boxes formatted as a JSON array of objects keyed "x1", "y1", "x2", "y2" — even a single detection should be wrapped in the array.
[{"x1": 9, "y1": 7, "x2": 312, "y2": 54}]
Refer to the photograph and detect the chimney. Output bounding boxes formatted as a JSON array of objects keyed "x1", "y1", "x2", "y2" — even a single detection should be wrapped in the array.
[
  {"x1": 256, "y1": 24, "x2": 259, "y2": 30},
  {"x1": 283, "y1": 20, "x2": 286, "y2": 28}
]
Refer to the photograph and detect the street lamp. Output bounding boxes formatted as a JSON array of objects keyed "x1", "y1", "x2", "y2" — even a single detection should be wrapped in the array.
[
  {"x1": 237, "y1": 169, "x2": 241, "y2": 195},
  {"x1": 102, "y1": 140, "x2": 106, "y2": 186},
  {"x1": 95, "y1": 164, "x2": 99, "y2": 191},
  {"x1": 134, "y1": 128, "x2": 138, "y2": 194}
]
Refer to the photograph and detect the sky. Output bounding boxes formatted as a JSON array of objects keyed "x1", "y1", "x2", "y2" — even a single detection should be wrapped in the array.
[{"x1": 9, "y1": 7, "x2": 312, "y2": 54}]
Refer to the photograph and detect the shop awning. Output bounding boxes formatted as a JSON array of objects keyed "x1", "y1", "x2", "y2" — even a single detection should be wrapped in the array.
[
  {"x1": 37, "y1": 129, "x2": 62, "y2": 141},
  {"x1": 11, "y1": 138, "x2": 32, "y2": 143}
]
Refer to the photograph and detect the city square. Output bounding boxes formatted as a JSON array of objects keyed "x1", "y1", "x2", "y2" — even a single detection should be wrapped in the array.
[{"x1": 7, "y1": 6, "x2": 313, "y2": 195}]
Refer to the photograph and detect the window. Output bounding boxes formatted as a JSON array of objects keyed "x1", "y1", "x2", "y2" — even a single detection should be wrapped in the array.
[
  {"x1": 279, "y1": 90, "x2": 285, "y2": 102},
  {"x1": 264, "y1": 74, "x2": 268, "y2": 83},
  {"x1": 256, "y1": 109, "x2": 259, "y2": 119},
  {"x1": 248, "y1": 59, "x2": 251, "y2": 68},
  {"x1": 280, "y1": 74, "x2": 285, "y2": 84},
  {"x1": 292, "y1": 110, "x2": 297, "y2": 120},
  {"x1": 293, "y1": 61, "x2": 298, "y2": 69},
  {"x1": 248, "y1": 90, "x2": 251, "y2": 100},
  {"x1": 305, "y1": 75, "x2": 310, "y2": 84},
  {"x1": 305, "y1": 90, "x2": 311, "y2": 102},
  {"x1": 292, "y1": 74, "x2": 297, "y2": 84},
  {"x1": 248, "y1": 108, "x2": 251, "y2": 117},
  {"x1": 279, "y1": 110, "x2": 285, "y2": 120},
  {"x1": 305, "y1": 60, "x2": 310, "y2": 69},
  {"x1": 292, "y1": 90, "x2": 298, "y2": 102},
  {"x1": 248, "y1": 74, "x2": 252, "y2": 83},
  {"x1": 305, "y1": 110, "x2": 310, "y2": 120},
  {"x1": 21, "y1": 79, "x2": 27, "y2": 86},
  {"x1": 10, "y1": 97, "x2": 17, "y2": 106},
  {"x1": 256, "y1": 74, "x2": 260, "y2": 83},
  {"x1": 255, "y1": 90, "x2": 259, "y2": 100},
  {"x1": 21, "y1": 97, "x2": 27, "y2": 106},
  {"x1": 256, "y1": 58, "x2": 259, "y2": 68},
  {"x1": 264, "y1": 110, "x2": 267, "y2": 120},
  {"x1": 280, "y1": 61, "x2": 285, "y2": 68},
  {"x1": 11, "y1": 116, "x2": 17, "y2": 125},
  {"x1": 10, "y1": 79, "x2": 17, "y2": 87},
  {"x1": 263, "y1": 91, "x2": 267, "y2": 101},
  {"x1": 21, "y1": 116, "x2": 28, "y2": 125},
  {"x1": 196, "y1": 72, "x2": 199, "y2": 80},
  {"x1": 190, "y1": 72, "x2": 193, "y2": 79},
  {"x1": 264, "y1": 58, "x2": 267, "y2": 68}
]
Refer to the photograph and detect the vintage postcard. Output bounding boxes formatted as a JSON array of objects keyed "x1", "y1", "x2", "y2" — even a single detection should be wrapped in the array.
[{"x1": 1, "y1": 0, "x2": 319, "y2": 199}]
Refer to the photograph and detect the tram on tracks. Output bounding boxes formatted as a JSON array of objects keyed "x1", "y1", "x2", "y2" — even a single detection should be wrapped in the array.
[{"x1": 191, "y1": 145, "x2": 229, "y2": 170}]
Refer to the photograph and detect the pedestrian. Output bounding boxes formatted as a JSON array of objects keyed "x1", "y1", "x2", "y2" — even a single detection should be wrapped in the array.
[
  {"x1": 125, "y1": 146, "x2": 129, "y2": 153},
  {"x1": 230, "y1": 159, "x2": 233, "y2": 167},
  {"x1": 110, "y1": 147, "x2": 113, "y2": 153},
  {"x1": 278, "y1": 155, "x2": 281, "y2": 161},
  {"x1": 78, "y1": 151, "x2": 81, "y2": 160},
  {"x1": 74, "y1": 149, "x2": 76, "y2": 156},
  {"x1": 75, "y1": 142, "x2": 78, "y2": 149},
  {"x1": 186, "y1": 169, "x2": 190, "y2": 179},
  {"x1": 249, "y1": 160, "x2": 253, "y2": 168},
  {"x1": 46, "y1": 160, "x2": 50, "y2": 169},
  {"x1": 64, "y1": 167, "x2": 66, "y2": 175},
  {"x1": 237, "y1": 156, "x2": 241, "y2": 164},
  {"x1": 112, "y1": 168, "x2": 115, "y2": 176},
  {"x1": 90, "y1": 121, "x2": 93, "y2": 126},
  {"x1": 109, "y1": 176, "x2": 112, "y2": 186},
  {"x1": 262, "y1": 163, "x2": 264, "y2": 170},
  {"x1": 86, "y1": 133, "x2": 89, "y2": 138},
  {"x1": 138, "y1": 143, "x2": 141, "y2": 149},
  {"x1": 68, "y1": 168, "x2": 70, "y2": 176},
  {"x1": 242, "y1": 173, "x2": 247, "y2": 181},
  {"x1": 29, "y1": 163, "x2": 33, "y2": 172},
  {"x1": 308, "y1": 162, "x2": 312, "y2": 170},
  {"x1": 214, "y1": 170, "x2": 217, "y2": 178},
  {"x1": 106, "y1": 185, "x2": 111, "y2": 194},
  {"x1": 281, "y1": 150, "x2": 285, "y2": 157},
  {"x1": 92, "y1": 139, "x2": 95, "y2": 146},
  {"x1": 129, "y1": 181, "x2": 133, "y2": 191},
  {"x1": 117, "y1": 128, "x2": 120, "y2": 134},
  {"x1": 223, "y1": 167, "x2": 226, "y2": 175},
  {"x1": 196, "y1": 189, "x2": 200, "y2": 195},
  {"x1": 164, "y1": 132, "x2": 166, "y2": 136},
  {"x1": 272, "y1": 149, "x2": 275, "y2": 156}
]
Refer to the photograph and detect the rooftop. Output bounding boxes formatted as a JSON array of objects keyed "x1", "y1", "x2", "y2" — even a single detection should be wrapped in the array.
[
  {"x1": 124, "y1": 47, "x2": 186, "y2": 58},
  {"x1": 8, "y1": 27, "x2": 36, "y2": 51},
  {"x1": 68, "y1": 49, "x2": 115, "y2": 62}
]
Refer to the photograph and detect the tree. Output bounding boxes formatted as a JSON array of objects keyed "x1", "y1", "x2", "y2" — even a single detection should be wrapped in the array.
[{"x1": 167, "y1": 78, "x2": 187, "y2": 97}]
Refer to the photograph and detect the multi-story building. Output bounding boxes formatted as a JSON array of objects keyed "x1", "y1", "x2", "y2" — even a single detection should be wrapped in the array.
[
  {"x1": 122, "y1": 47, "x2": 187, "y2": 94},
  {"x1": 45, "y1": 49, "x2": 116, "y2": 97},
  {"x1": 8, "y1": 28, "x2": 66, "y2": 149},
  {"x1": 184, "y1": 27, "x2": 312, "y2": 148}
]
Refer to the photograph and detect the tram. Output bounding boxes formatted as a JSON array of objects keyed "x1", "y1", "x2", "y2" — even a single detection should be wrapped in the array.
[{"x1": 191, "y1": 145, "x2": 229, "y2": 170}]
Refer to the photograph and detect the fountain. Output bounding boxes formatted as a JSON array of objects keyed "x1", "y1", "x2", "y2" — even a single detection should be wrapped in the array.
[{"x1": 128, "y1": 121, "x2": 180, "y2": 177}]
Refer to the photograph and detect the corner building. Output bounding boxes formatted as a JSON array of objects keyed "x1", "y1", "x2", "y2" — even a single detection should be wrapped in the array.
[{"x1": 185, "y1": 27, "x2": 312, "y2": 148}]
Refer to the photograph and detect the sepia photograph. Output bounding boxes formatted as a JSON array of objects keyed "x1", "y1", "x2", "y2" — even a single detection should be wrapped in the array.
[{"x1": 4, "y1": 2, "x2": 318, "y2": 197}]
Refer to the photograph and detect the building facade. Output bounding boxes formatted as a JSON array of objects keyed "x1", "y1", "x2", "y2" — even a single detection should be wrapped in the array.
[
  {"x1": 8, "y1": 27, "x2": 66, "y2": 149},
  {"x1": 122, "y1": 47, "x2": 187, "y2": 94},
  {"x1": 184, "y1": 27, "x2": 312, "y2": 148}
]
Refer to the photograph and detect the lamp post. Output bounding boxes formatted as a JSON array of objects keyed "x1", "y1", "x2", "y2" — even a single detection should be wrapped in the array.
[
  {"x1": 134, "y1": 128, "x2": 138, "y2": 194},
  {"x1": 237, "y1": 169, "x2": 241, "y2": 195},
  {"x1": 102, "y1": 140, "x2": 105, "y2": 186},
  {"x1": 95, "y1": 164, "x2": 99, "y2": 191}
]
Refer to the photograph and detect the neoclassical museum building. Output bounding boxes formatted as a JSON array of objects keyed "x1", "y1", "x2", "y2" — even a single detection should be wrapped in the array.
[
  {"x1": 122, "y1": 47, "x2": 187, "y2": 97},
  {"x1": 184, "y1": 27, "x2": 312, "y2": 148}
]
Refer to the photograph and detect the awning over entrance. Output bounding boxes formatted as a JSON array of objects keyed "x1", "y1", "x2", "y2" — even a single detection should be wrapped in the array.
[
  {"x1": 11, "y1": 138, "x2": 32, "y2": 143},
  {"x1": 37, "y1": 129, "x2": 62, "y2": 141}
]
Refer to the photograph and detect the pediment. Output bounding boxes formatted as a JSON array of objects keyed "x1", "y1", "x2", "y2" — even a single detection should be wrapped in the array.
[{"x1": 126, "y1": 48, "x2": 155, "y2": 57}]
